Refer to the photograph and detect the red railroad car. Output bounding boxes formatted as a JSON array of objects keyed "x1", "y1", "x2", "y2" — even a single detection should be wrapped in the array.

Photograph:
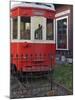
[{"x1": 10, "y1": 2, "x2": 56, "y2": 74}]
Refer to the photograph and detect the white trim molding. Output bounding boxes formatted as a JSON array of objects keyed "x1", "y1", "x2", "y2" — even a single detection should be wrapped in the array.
[
  {"x1": 55, "y1": 10, "x2": 70, "y2": 17},
  {"x1": 11, "y1": 40, "x2": 55, "y2": 44},
  {"x1": 54, "y1": 19, "x2": 55, "y2": 42},
  {"x1": 56, "y1": 16, "x2": 69, "y2": 50},
  {"x1": 18, "y1": 16, "x2": 20, "y2": 40},
  {"x1": 11, "y1": 2, "x2": 55, "y2": 11}
]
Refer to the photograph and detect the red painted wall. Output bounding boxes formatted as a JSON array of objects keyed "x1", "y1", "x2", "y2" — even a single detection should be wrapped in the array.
[{"x1": 11, "y1": 43, "x2": 56, "y2": 72}]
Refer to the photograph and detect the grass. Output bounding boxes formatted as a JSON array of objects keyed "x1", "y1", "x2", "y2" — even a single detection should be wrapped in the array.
[{"x1": 53, "y1": 64, "x2": 73, "y2": 90}]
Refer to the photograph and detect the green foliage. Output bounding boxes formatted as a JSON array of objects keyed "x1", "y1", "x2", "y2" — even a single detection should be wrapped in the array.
[{"x1": 53, "y1": 64, "x2": 73, "y2": 90}]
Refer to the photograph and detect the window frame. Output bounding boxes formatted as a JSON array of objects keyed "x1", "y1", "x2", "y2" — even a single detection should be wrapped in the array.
[
  {"x1": 31, "y1": 16, "x2": 55, "y2": 43},
  {"x1": 11, "y1": 16, "x2": 55, "y2": 43},
  {"x1": 31, "y1": 16, "x2": 46, "y2": 41},
  {"x1": 56, "y1": 16, "x2": 68, "y2": 50},
  {"x1": 11, "y1": 17, "x2": 18, "y2": 40},
  {"x1": 46, "y1": 18, "x2": 54, "y2": 41},
  {"x1": 11, "y1": 16, "x2": 31, "y2": 41},
  {"x1": 20, "y1": 16, "x2": 31, "y2": 40}
]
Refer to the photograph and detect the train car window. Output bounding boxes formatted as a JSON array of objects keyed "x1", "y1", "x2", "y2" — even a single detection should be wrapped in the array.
[
  {"x1": 46, "y1": 19, "x2": 54, "y2": 40},
  {"x1": 13, "y1": 18, "x2": 18, "y2": 39},
  {"x1": 31, "y1": 17, "x2": 43, "y2": 40},
  {"x1": 35, "y1": 24, "x2": 42, "y2": 40},
  {"x1": 20, "y1": 17, "x2": 30, "y2": 40}
]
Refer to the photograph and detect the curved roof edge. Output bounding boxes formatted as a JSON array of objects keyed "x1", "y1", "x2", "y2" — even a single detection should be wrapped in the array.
[{"x1": 11, "y1": 2, "x2": 55, "y2": 11}]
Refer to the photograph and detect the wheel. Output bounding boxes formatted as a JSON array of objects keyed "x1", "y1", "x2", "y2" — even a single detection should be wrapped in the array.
[{"x1": 11, "y1": 64, "x2": 17, "y2": 76}]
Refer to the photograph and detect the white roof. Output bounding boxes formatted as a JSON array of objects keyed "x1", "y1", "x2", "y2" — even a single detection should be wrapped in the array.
[{"x1": 11, "y1": 2, "x2": 55, "y2": 11}]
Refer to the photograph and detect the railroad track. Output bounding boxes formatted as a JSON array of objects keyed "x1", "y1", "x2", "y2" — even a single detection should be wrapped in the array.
[{"x1": 10, "y1": 74, "x2": 73, "y2": 99}]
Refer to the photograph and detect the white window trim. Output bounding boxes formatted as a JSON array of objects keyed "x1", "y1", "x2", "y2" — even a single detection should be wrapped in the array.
[
  {"x1": 55, "y1": 10, "x2": 70, "y2": 17},
  {"x1": 43, "y1": 17, "x2": 46, "y2": 40},
  {"x1": 11, "y1": 40, "x2": 55, "y2": 43},
  {"x1": 56, "y1": 16, "x2": 68, "y2": 50},
  {"x1": 54, "y1": 19, "x2": 55, "y2": 42},
  {"x1": 18, "y1": 16, "x2": 20, "y2": 40}
]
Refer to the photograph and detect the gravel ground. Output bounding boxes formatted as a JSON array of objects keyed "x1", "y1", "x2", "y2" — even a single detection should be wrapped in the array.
[{"x1": 10, "y1": 74, "x2": 72, "y2": 99}]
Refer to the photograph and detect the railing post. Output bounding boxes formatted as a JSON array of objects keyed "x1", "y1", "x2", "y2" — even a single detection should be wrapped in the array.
[{"x1": 50, "y1": 54, "x2": 54, "y2": 90}]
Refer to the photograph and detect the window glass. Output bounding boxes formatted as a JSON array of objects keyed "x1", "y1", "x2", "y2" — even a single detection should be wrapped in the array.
[
  {"x1": 57, "y1": 18, "x2": 67, "y2": 49},
  {"x1": 35, "y1": 24, "x2": 42, "y2": 40},
  {"x1": 46, "y1": 19, "x2": 54, "y2": 40},
  {"x1": 13, "y1": 18, "x2": 17, "y2": 39},
  {"x1": 20, "y1": 17, "x2": 30, "y2": 40},
  {"x1": 33, "y1": 17, "x2": 43, "y2": 40}
]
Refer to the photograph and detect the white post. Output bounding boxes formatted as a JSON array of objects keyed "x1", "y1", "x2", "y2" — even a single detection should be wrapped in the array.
[
  {"x1": 43, "y1": 17, "x2": 46, "y2": 40},
  {"x1": 54, "y1": 19, "x2": 55, "y2": 42},
  {"x1": 31, "y1": 17, "x2": 34, "y2": 40},
  {"x1": 18, "y1": 16, "x2": 20, "y2": 40}
]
